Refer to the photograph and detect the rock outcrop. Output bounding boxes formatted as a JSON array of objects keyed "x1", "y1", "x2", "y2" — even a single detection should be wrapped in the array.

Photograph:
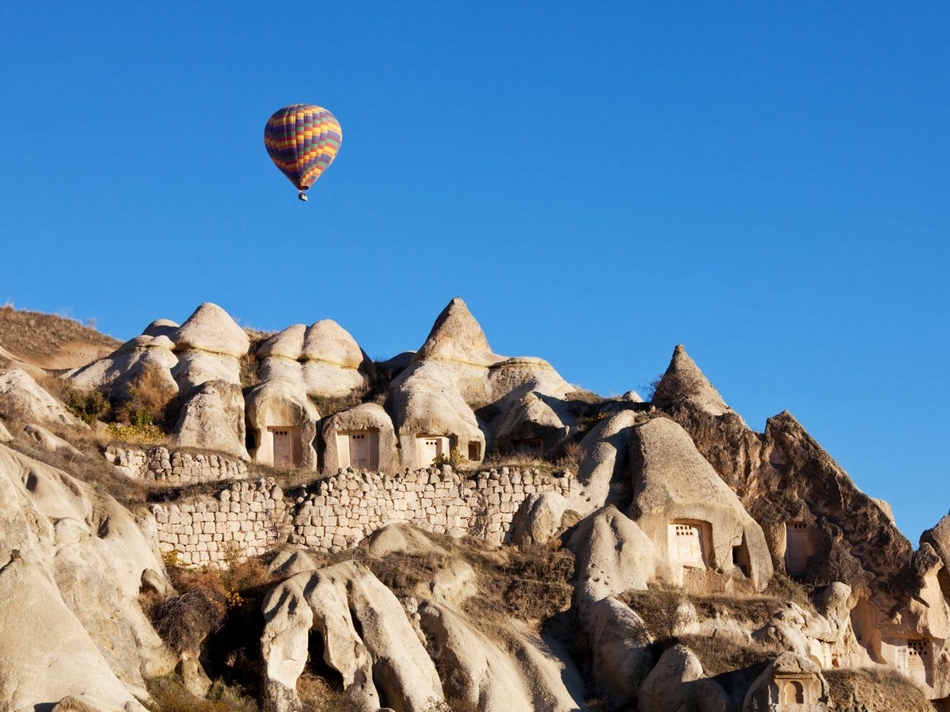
[
  {"x1": 173, "y1": 379, "x2": 249, "y2": 460},
  {"x1": 172, "y1": 302, "x2": 250, "y2": 393},
  {"x1": 0, "y1": 443, "x2": 174, "y2": 710},
  {"x1": 628, "y1": 417, "x2": 773, "y2": 591},
  {"x1": 2, "y1": 299, "x2": 948, "y2": 710},
  {"x1": 572, "y1": 410, "x2": 640, "y2": 513},
  {"x1": 67, "y1": 333, "x2": 179, "y2": 399},
  {"x1": 261, "y1": 560, "x2": 444, "y2": 712},
  {"x1": 567, "y1": 505, "x2": 655, "y2": 602},
  {"x1": 0, "y1": 368, "x2": 82, "y2": 427},
  {"x1": 579, "y1": 596, "x2": 654, "y2": 704},
  {"x1": 637, "y1": 643, "x2": 729, "y2": 712},
  {"x1": 922, "y1": 514, "x2": 950, "y2": 572},
  {"x1": 257, "y1": 320, "x2": 368, "y2": 399},
  {"x1": 651, "y1": 345, "x2": 731, "y2": 417}
]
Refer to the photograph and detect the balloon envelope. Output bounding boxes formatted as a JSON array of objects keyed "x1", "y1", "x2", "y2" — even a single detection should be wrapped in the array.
[{"x1": 264, "y1": 104, "x2": 342, "y2": 192}]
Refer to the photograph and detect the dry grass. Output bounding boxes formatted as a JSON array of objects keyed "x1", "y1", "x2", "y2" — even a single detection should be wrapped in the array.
[
  {"x1": 3, "y1": 421, "x2": 149, "y2": 506},
  {"x1": 368, "y1": 549, "x2": 453, "y2": 599},
  {"x1": 145, "y1": 675, "x2": 258, "y2": 712},
  {"x1": 675, "y1": 633, "x2": 776, "y2": 677},
  {"x1": 0, "y1": 304, "x2": 120, "y2": 362},
  {"x1": 114, "y1": 363, "x2": 179, "y2": 428},
  {"x1": 824, "y1": 667, "x2": 933, "y2": 712},
  {"x1": 467, "y1": 453, "x2": 572, "y2": 476},
  {"x1": 456, "y1": 540, "x2": 575, "y2": 630},
  {"x1": 296, "y1": 672, "x2": 363, "y2": 712},
  {"x1": 764, "y1": 569, "x2": 817, "y2": 610},
  {"x1": 148, "y1": 550, "x2": 279, "y2": 708},
  {"x1": 622, "y1": 584, "x2": 809, "y2": 638},
  {"x1": 621, "y1": 586, "x2": 786, "y2": 678},
  {"x1": 348, "y1": 533, "x2": 574, "y2": 640}
]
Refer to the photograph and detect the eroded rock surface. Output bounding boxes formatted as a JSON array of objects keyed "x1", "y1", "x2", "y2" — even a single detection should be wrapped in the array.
[
  {"x1": 0, "y1": 368, "x2": 82, "y2": 427},
  {"x1": 262, "y1": 560, "x2": 443, "y2": 712},
  {"x1": 0, "y1": 444, "x2": 173, "y2": 710}
]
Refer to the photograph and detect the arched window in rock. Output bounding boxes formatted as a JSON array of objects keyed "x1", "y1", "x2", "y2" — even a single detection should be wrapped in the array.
[{"x1": 781, "y1": 679, "x2": 805, "y2": 704}]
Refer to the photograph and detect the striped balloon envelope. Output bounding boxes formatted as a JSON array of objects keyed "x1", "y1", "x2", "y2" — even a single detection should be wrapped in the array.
[{"x1": 264, "y1": 104, "x2": 342, "y2": 201}]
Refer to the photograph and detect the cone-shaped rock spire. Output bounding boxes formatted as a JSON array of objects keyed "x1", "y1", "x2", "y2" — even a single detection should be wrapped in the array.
[
  {"x1": 414, "y1": 297, "x2": 501, "y2": 367},
  {"x1": 651, "y1": 344, "x2": 729, "y2": 416}
]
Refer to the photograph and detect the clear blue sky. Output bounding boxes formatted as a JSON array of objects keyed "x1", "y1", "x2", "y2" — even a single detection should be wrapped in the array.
[{"x1": 2, "y1": 4, "x2": 947, "y2": 540}]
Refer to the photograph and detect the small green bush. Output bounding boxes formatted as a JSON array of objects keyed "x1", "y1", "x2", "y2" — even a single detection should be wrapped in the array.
[
  {"x1": 66, "y1": 387, "x2": 111, "y2": 425},
  {"x1": 432, "y1": 446, "x2": 466, "y2": 469}
]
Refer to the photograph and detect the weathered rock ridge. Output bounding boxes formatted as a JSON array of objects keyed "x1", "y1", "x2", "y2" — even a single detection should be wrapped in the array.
[{"x1": 0, "y1": 300, "x2": 945, "y2": 711}]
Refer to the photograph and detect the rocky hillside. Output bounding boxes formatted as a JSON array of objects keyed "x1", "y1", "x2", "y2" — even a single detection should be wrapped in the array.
[{"x1": 0, "y1": 300, "x2": 947, "y2": 712}]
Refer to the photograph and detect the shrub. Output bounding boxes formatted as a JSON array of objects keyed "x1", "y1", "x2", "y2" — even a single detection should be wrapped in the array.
[
  {"x1": 161, "y1": 546, "x2": 275, "y2": 616},
  {"x1": 149, "y1": 549, "x2": 278, "y2": 708},
  {"x1": 151, "y1": 588, "x2": 227, "y2": 655},
  {"x1": 296, "y1": 672, "x2": 363, "y2": 712},
  {"x1": 107, "y1": 421, "x2": 167, "y2": 444},
  {"x1": 145, "y1": 675, "x2": 258, "y2": 712},
  {"x1": 114, "y1": 364, "x2": 178, "y2": 429},
  {"x1": 432, "y1": 447, "x2": 466, "y2": 469},
  {"x1": 622, "y1": 587, "x2": 687, "y2": 639},
  {"x1": 65, "y1": 387, "x2": 111, "y2": 425}
]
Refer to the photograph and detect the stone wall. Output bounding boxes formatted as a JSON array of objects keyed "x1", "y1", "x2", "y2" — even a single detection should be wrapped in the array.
[
  {"x1": 105, "y1": 445, "x2": 247, "y2": 485},
  {"x1": 150, "y1": 478, "x2": 289, "y2": 567},
  {"x1": 289, "y1": 465, "x2": 575, "y2": 552},
  {"x1": 148, "y1": 465, "x2": 575, "y2": 566}
]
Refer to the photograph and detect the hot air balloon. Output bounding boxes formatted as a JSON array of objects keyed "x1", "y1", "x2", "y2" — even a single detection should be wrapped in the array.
[{"x1": 264, "y1": 104, "x2": 342, "y2": 201}]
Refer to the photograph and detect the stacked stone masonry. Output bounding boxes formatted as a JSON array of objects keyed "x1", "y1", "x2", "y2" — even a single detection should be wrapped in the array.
[
  {"x1": 147, "y1": 465, "x2": 575, "y2": 567},
  {"x1": 105, "y1": 445, "x2": 247, "y2": 485},
  {"x1": 290, "y1": 466, "x2": 575, "y2": 552},
  {"x1": 151, "y1": 478, "x2": 290, "y2": 567}
]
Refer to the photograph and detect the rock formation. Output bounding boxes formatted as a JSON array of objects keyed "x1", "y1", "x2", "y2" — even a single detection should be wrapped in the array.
[
  {"x1": 0, "y1": 368, "x2": 82, "y2": 427},
  {"x1": 256, "y1": 319, "x2": 368, "y2": 398},
  {"x1": 0, "y1": 299, "x2": 947, "y2": 711},
  {"x1": 67, "y1": 333, "x2": 179, "y2": 399},
  {"x1": 0, "y1": 444, "x2": 174, "y2": 710},
  {"x1": 172, "y1": 302, "x2": 250, "y2": 393},
  {"x1": 629, "y1": 417, "x2": 773, "y2": 591},
  {"x1": 172, "y1": 379, "x2": 249, "y2": 460}
]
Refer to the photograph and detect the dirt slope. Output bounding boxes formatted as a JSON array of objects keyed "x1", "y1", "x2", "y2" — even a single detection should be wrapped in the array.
[{"x1": 0, "y1": 305, "x2": 120, "y2": 371}]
